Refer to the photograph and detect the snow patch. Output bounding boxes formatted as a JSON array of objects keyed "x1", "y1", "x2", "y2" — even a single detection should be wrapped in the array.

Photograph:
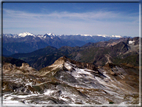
[
  {"x1": 59, "y1": 95, "x2": 68, "y2": 101},
  {"x1": 95, "y1": 77, "x2": 108, "y2": 86},
  {"x1": 64, "y1": 62, "x2": 72, "y2": 70},
  {"x1": 118, "y1": 102, "x2": 128, "y2": 106},
  {"x1": 25, "y1": 82, "x2": 33, "y2": 86},
  {"x1": 3, "y1": 99, "x2": 30, "y2": 106},
  {"x1": 76, "y1": 68, "x2": 92, "y2": 75},
  {"x1": 3, "y1": 95, "x2": 31, "y2": 106},
  {"x1": 44, "y1": 89, "x2": 55, "y2": 95},
  {"x1": 128, "y1": 40, "x2": 135, "y2": 44}
]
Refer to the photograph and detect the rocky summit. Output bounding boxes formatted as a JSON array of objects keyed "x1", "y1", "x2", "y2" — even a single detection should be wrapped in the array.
[{"x1": 2, "y1": 56, "x2": 139, "y2": 106}]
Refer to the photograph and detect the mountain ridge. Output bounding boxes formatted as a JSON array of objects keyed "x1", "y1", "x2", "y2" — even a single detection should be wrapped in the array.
[
  {"x1": 2, "y1": 56, "x2": 139, "y2": 105},
  {"x1": 4, "y1": 32, "x2": 124, "y2": 38}
]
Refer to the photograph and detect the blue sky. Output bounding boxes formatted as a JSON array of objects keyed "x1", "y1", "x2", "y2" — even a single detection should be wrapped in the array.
[{"x1": 3, "y1": 2, "x2": 139, "y2": 37}]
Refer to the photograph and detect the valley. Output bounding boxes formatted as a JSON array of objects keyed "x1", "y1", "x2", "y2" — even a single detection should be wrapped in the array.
[{"x1": 6, "y1": 36, "x2": 140, "y2": 71}]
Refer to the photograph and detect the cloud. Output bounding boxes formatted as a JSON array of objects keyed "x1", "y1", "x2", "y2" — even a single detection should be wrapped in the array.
[
  {"x1": 3, "y1": 9, "x2": 138, "y2": 21},
  {"x1": 3, "y1": 9, "x2": 139, "y2": 36}
]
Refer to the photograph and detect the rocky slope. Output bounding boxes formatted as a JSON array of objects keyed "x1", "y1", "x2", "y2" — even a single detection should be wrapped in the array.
[{"x1": 2, "y1": 56, "x2": 139, "y2": 106}]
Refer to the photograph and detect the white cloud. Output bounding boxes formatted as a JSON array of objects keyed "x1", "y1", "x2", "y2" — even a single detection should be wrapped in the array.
[
  {"x1": 3, "y1": 9, "x2": 139, "y2": 36},
  {"x1": 3, "y1": 9, "x2": 138, "y2": 21}
]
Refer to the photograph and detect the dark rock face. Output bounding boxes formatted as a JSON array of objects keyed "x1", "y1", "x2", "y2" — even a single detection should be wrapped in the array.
[
  {"x1": 2, "y1": 56, "x2": 26, "y2": 67},
  {"x1": 60, "y1": 56, "x2": 98, "y2": 71}
]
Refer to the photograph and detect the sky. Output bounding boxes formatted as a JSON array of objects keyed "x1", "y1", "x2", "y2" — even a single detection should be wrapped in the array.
[{"x1": 3, "y1": 2, "x2": 139, "y2": 37}]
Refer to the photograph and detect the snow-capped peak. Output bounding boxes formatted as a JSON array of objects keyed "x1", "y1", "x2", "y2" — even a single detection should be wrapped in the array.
[
  {"x1": 111, "y1": 35, "x2": 122, "y2": 38},
  {"x1": 96, "y1": 34, "x2": 109, "y2": 37},
  {"x1": 46, "y1": 33, "x2": 55, "y2": 36},
  {"x1": 18, "y1": 32, "x2": 34, "y2": 37}
]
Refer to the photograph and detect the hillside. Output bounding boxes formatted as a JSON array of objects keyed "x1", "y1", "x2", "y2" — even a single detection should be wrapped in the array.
[{"x1": 9, "y1": 37, "x2": 140, "y2": 70}]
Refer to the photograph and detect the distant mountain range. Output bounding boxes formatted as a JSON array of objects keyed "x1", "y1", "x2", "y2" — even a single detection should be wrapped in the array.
[
  {"x1": 7, "y1": 37, "x2": 140, "y2": 70},
  {"x1": 3, "y1": 32, "x2": 126, "y2": 55},
  {"x1": 4, "y1": 32, "x2": 123, "y2": 38}
]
